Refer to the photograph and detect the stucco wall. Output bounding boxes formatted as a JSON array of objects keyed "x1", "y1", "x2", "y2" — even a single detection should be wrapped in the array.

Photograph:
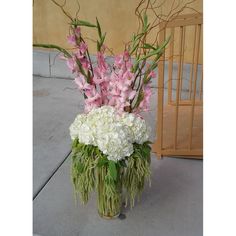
[{"x1": 33, "y1": 0, "x2": 203, "y2": 63}]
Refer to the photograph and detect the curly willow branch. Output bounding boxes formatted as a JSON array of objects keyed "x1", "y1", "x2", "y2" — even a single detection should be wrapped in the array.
[
  {"x1": 51, "y1": 0, "x2": 73, "y2": 21},
  {"x1": 133, "y1": 0, "x2": 199, "y2": 48}
]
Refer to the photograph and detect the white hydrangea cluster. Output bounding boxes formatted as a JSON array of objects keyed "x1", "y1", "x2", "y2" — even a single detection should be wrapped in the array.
[{"x1": 69, "y1": 106, "x2": 150, "y2": 161}]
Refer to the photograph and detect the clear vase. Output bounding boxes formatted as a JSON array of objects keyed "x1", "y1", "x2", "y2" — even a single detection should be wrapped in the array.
[{"x1": 97, "y1": 165, "x2": 123, "y2": 219}]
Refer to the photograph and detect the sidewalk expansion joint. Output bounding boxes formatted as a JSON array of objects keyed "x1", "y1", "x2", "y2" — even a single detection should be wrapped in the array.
[{"x1": 33, "y1": 150, "x2": 71, "y2": 201}]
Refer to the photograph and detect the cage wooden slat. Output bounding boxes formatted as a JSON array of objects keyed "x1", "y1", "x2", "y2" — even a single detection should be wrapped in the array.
[
  {"x1": 166, "y1": 17, "x2": 202, "y2": 28},
  {"x1": 159, "y1": 149, "x2": 202, "y2": 157},
  {"x1": 156, "y1": 22, "x2": 166, "y2": 159},
  {"x1": 169, "y1": 100, "x2": 202, "y2": 106},
  {"x1": 189, "y1": 24, "x2": 201, "y2": 149},
  {"x1": 174, "y1": 26, "x2": 184, "y2": 149},
  {"x1": 200, "y1": 66, "x2": 203, "y2": 100},
  {"x1": 174, "y1": 13, "x2": 203, "y2": 20},
  {"x1": 189, "y1": 25, "x2": 197, "y2": 100},
  {"x1": 199, "y1": 26, "x2": 203, "y2": 101},
  {"x1": 168, "y1": 27, "x2": 175, "y2": 104},
  {"x1": 179, "y1": 26, "x2": 186, "y2": 101}
]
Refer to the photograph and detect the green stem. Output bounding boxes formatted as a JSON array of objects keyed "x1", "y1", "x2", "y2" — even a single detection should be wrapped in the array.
[{"x1": 33, "y1": 43, "x2": 72, "y2": 58}]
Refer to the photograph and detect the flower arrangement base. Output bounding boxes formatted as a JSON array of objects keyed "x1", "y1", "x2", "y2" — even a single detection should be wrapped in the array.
[
  {"x1": 97, "y1": 165, "x2": 123, "y2": 219},
  {"x1": 98, "y1": 211, "x2": 120, "y2": 220}
]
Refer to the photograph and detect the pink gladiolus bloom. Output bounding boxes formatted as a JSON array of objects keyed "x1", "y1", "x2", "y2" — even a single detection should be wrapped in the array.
[
  {"x1": 100, "y1": 45, "x2": 106, "y2": 53},
  {"x1": 80, "y1": 57, "x2": 90, "y2": 70},
  {"x1": 84, "y1": 87, "x2": 102, "y2": 112},
  {"x1": 100, "y1": 92, "x2": 109, "y2": 105},
  {"x1": 59, "y1": 55, "x2": 66, "y2": 60},
  {"x1": 109, "y1": 71, "x2": 118, "y2": 82},
  {"x1": 128, "y1": 90, "x2": 136, "y2": 100},
  {"x1": 84, "y1": 85, "x2": 99, "y2": 99},
  {"x1": 67, "y1": 35, "x2": 76, "y2": 45},
  {"x1": 66, "y1": 57, "x2": 77, "y2": 73},
  {"x1": 114, "y1": 55, "x2": 123, "y2": 68},
  {"x1": 93, "y1": 73, "x2": 105, "y2": 85},
  {"x1": 75, "y1": 75, "x2": 91, "y2": 90},
  {"x1": 97, "y1": 52, "x2": 108, "y2": 72},
  {"x1": 108, "y1": 97, "x2": 117, "y2": 106},
  {"x1": 125, "y1": 61, "x2": 133, "y2": 70},
  {"x1": 84, "y1": 99, "x2": 101, "y2": 113},
  {"x1": 122, "y1": 70, "x2": 133, "y2": 80},
  {"x1": 100, "y1": 82, "x2": 109, "y2": 95},
  {"x1": 79, "y1": 42, "x2": 88, "y2": 54},
  {"x1": 115, "y1": 99, "x2": 129, "y2": 112},
  {"x1": 114, "y1": 52, "x2": 132, "y2": 71},
  {"x1": 138, "y1": 85, "x2": 152, "y2": 111},
  {"x1": 110, "y1": 87, "x2": 121, "y2": 96},
  {"x1": 117, "y1": 81, "x2": 128, "y2": 92},
  {"x1": 148, "y1": 70, "x2": 156, "y2": 79},
  {"x1": 75, "y1": 50, "x2": 84, "y2": 59},
  {"x1": 119, "y1": 92, "x2": 127, "y2": 102},
  {"x1": 123, "y1": 50, "x2": 130, "y2": 61},
  {"x1": 120, "y1": 90, "x2": 136, "y2": 102},
  {"x1": 74, "y1": 27, "x2": 81, "y2": 37},
  {"x1": 86, "y1": 93, "x2": 101, "y2": 104}
]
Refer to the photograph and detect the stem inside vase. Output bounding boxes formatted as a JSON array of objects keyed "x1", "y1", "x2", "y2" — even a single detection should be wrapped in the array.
[{"x1": 97, "y1": 165, "x2": 123, "y2": 219}]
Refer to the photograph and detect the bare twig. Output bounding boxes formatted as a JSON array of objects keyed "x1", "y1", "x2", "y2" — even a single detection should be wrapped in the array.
[{"x1": 51, "y1": 0, "x2": 73, "y2": 21}]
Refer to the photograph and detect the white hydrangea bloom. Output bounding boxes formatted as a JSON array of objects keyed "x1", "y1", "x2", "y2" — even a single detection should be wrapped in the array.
[
  {"x1": 129, "y1": 116, "x2": 150, "y2": 144},
  {"x1": 120, "y1": 112, "x2": 150, "y2": 144},
  {"x1": 96, "y1": 123, "x2": 134, "y2": 161},
  {"x1": 69, "y1": 113, "x2": 87, "y2": 140},
  {"x1": 69, "y1": 106, "x2": 150, "y2": 161},
  {"x1": 78, "y1": 123, "x2": 96, "y2": 145}
]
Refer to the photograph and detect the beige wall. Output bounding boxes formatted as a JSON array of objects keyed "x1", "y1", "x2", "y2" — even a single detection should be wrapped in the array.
[{"x1": 33, "y1": 0, "x2": 202, "y2": 63}]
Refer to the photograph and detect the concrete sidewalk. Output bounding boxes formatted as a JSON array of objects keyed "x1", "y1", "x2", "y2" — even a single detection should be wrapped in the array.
[
  {"x1": 33, "y1": 75, "x2": 202, "y2": 236},
  {"x1": 33, "y1": 76, "x2": 83, "y2": 197}
]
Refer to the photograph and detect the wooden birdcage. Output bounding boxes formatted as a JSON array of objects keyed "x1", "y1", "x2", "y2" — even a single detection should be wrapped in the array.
[{"x1": 152, "y1": 13, "x2": 203, "y2": 159}]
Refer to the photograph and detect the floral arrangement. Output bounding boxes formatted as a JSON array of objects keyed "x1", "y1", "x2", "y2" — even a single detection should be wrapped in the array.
[
  {"x1": 33, "y1": 0, "x2": 194, "y2": 218},
  {"x1": 70, "y1": 106, "x2": 151, "y2": 216}
]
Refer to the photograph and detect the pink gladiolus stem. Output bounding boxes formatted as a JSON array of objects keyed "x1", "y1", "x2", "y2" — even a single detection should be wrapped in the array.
[{"x1": 80, "y1": 38, "x2": 94, "y2": 77}]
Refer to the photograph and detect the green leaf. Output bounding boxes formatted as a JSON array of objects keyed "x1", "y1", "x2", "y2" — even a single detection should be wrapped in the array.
[
  {"x1": 135, "y1": 33, "x2": 144, "y2": 42},
  {"x1": 75, "y1": 57, "x2": 88, "y2": 78},
  {"x1": 130, "y1": 42, "x2": 139, "y2": 55},
  {"x1": 144, "y1": 13, "x2": 148, "y2": 25},
  {"x1": 77, "y1": 20, "x2": 97, "y2": 28},
  {"x1": 108, "y1": 160, "x2": 117, "y2": 181},
  {"x1": 33, "y1": 44, "x2": 72, "y2": 58},
  {"x1": 132, "y1": 61, "x2": 140, "y2": 73},
  {"x1": 143, "y1": 43, "x2": 156, "y2": 50},
  {"x1": 105, "y1": 174, "x2": 114, "y2": 185},
  {"x1": 96, "y1": 17, "x2": 102, "y2": 38},
  {"x1": 72, "y1": 138, "x2": 78, "y2": 149},
  {"x1": 119, "y1": 160, "x2": 127, "y2": 167},
  {"x1": 145, "y1": 141, "x2": 153, "y2": 145},
  {"x1": 97, "y1": 157, "x2": 108, "y2": 167},
  {"x1": 142, "y1": 146, "x2": 151, "y2": 158},
  {"x1": 143, "y1": 12, "x2": 148, "y2": 30},
  {"x1": 76, "y1": 161, "x2": 84, "y2": 174},
  {"x1": 136, "y1": 36, "x2": 171, "y2": 63},
  {"x1": 132, "y1": 33, "x2": 136, "y2": 41},
  {"x1": 133, "y1": 90, "x2": 144, "y2": 109},
  {"x1": 95, "y1": 147, "x2": 102, "y2": 158},
  {"x1": 97, "y1": 40, "x2": 101, "y2": 51},
  {"x1": 101, "y1": 32, "x2": 106, "y2": 44}
]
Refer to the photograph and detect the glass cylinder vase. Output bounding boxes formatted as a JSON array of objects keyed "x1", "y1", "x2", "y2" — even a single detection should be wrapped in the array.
[{"x1": 97, "y1": 165, "x2": 123, "y2": 219}]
